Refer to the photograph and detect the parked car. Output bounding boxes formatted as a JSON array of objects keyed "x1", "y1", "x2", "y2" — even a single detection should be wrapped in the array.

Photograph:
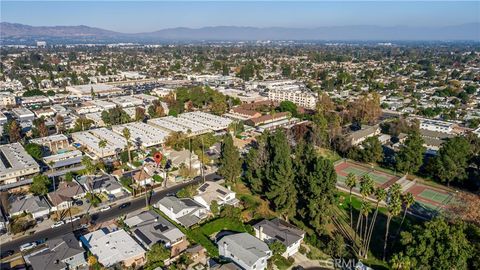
[
  {"x1": 75, "y1": 200, "x2": 83, "y2": 206},
  {"x1": 65, "y1": 216, "x2": 80, "y2": 223},
  {"x1": 51, "y1": 221, "x2": 64, "y2": 228},
  {"x1": 20, "y1": 242, "x2": 37, "y2": 252},
  {"x1": 0, "y1": 250, "x2": 14, "y2": 259},
  {"x1": 99, "y1": 205, "x2": 111, "y2": 212},
  {"x1": 119, "y1": 202, "x2": 131, "y2": 209}
]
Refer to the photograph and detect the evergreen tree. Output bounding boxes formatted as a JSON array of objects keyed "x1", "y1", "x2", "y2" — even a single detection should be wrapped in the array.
[
  {"x1": 396, "y1": 131, "x2": 425, "y2": 175},
  {"x1": 265, "y1": 131, "x2": 297, "y2": 220},
  {"x1": 428, "y1": 137, "x2": 471, "y2": 186},
  {"x1": 244, "y1": 133, "x2": 268, "y2": 193},
  {"x1": 218, "y1": 134, "x2": 242, "y2": 184}
]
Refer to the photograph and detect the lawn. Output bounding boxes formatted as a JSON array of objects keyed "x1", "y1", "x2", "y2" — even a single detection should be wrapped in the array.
[{"x1": 317, "y1": 147, "x2": 342, "y2": 162}]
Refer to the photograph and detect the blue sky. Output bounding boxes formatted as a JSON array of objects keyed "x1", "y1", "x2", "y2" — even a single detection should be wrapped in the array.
[{"x1": 1, "y1": 1, "x2": 479, "y2": 33}]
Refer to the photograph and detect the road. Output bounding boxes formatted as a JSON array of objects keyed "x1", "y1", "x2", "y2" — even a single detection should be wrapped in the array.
[{"x1": 0, "y1": 176, "x2": 206, "y2": 252}]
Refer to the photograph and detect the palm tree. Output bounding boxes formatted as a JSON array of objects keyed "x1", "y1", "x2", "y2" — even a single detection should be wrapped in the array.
[
  {"x1": 122, "y1": 128, "x2": 132, "y2": 165},
  {"x1": 360, "y1": 201, "x2": 372, "y2": 257},
  {"x1": 98, "y1": 139, "x2": 107, "y2": 162},
  {"x1": 395, "y1": 192, "x2": 415, "y2": 238},
  {"x1": 383, "y1": 183, "x2": 402, "y2": 260},
  {"x1": 355, "y1": 175, "x2": 374, "y2": 243},
  {"x1": 345, "y1": 173, "x2": 357, "y2": 228},
  {"x1": 364, "y1": 188, "x2": 386, "y2": 259}
]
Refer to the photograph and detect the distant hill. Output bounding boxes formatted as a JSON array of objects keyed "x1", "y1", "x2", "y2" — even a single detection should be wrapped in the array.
[
  {"x1": 1, "y1": 22, "x2": 479, "y2": 42},
  {"x1": 0, "y1": 22, "x2": 121, "y2": 38}
]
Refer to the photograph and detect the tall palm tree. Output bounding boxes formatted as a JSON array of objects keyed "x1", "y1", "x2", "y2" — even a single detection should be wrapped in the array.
[
  {"x1": 98, "y1": 139, "x2": 107, "y2": 162},
  {"x1": 383, "y1": 183, "x2": 402, "y2": 260},
  {"x1": 345, "y1": 173, "x2": 357, "y2": 228},
  {"x1": 395, "y1": 192, "x2": 415, "y2": 238},
  {"x1": 364, "y1": 187, "x2": 386, "y2": 259},
  {"x1": 360, "y1": 201, "x2": 372, "y2": 257},
  {"x1": 122, "y1": 128, "x2": 132, "y2": 165},
  {"x1": 355, "y1": 175, "x2": 374, "y2": 243}
]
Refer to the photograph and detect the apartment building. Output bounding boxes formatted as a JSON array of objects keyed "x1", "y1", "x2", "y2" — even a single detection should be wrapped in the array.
[
  {"x1": 179, "y1": 111, "x2": 232, "y2": 131},
  {"x1": 112, "y1": 122, "x2": 169, "y2": 148},
  {"x1": 30, "y1": 134, "x2": 69, "y2": 153},
  {"x1": 268, "y1": 89, "x2": 317, "y2": 109},
  {"x1": 0, "y1": 143, "x2": 40, "y2": 185},
  {"x1": 147, "y1": 116, "x2": 210, "y2": 136},
  {"x1": 71, "y1": 128, "x2": 127, "y2": 159},
  {"x1": 11, "y1": 107, "x2": 35, "y2": 122}
]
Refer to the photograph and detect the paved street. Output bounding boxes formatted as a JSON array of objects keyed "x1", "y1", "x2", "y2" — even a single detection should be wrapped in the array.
[{"x1": 0, "y1": 176, "x2": 205, "y2": 252}]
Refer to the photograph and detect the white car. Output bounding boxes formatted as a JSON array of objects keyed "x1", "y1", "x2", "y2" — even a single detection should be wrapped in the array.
[
  {"x1": 65, "y1": 217, "x2": 80, "y2": 223},
  {"x1": 51, "y1": 221, "x2": 64, "y2": 228},
  {"x1": 99, "y1": 206, "x2": 111, "y2": 212},
  {"x1": 19, "y1": 242, "x2": 37, "y2": 252}
]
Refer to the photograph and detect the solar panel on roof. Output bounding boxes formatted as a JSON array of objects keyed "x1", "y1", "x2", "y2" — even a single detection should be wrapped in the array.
[
  {"x1": 199, "y1": 183, "x2": 209, "y2": 192},
  {"x1": 217, "y1": 189, "x2": 227, "y2": 195},
  {"x1": 134, "y1": 229, "x2": 152, "y2": 245},
  {"x1": 154, "y1": 224, "x2": 169, "y2": 232},
  {"x1": 275, "y1": 235, "x2": 285, "y2": 242}
]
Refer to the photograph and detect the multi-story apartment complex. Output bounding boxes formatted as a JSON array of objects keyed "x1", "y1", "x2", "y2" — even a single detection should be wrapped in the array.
[
  {"x1": 0, "y1": 143, "x2": 40, "y2": 185},
  {"x1": 268, "y1": 89, "x2": 317, "y2": 109}
]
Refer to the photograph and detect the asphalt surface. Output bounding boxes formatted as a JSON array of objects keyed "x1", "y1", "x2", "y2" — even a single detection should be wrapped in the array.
[{"x1": 0, "y1": 176, "x2": 205, "y2": 253}]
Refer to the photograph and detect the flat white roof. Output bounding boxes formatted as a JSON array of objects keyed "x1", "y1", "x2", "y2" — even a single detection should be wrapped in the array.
[
  {"x1": 112, "y1": 122, "x2": 168, "y2": 147},
  {"x1": 30, "y1": 134, "x2": 68, "y2": 145},
  {"x1": 147, "y1": 116, "x2": 209, "y2": 135},
  {"x1": 0, "y1": 143, "x2": 39, "y2": 177},
  {"x1": 179, "y1": 111, "x2": 232, "y2": 131},
  {"x1": 81, "y1": 229, "x2": 145, "y2": 267},
  {"x1": 12, "y1": 107, "x2": 34, "y2": 117},
  {"x1": 72, "y1": 128, "x2": 127, "y2": 156}
]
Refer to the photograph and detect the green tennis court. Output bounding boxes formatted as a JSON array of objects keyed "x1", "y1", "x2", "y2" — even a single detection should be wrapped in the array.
[
  {"x1": 344, "y1": 167, "x2": 369, "y2": 176},
  {"x1": 366, "y1": 172, "x2": 390, "y2": 184},
  {"x1": 419, "y1": 189, "x2": 451, "y2": 204}
]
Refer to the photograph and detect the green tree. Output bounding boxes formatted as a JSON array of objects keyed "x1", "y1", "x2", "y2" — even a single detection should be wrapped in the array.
[
  {"x1": 146, "y1": 243, "x2": 170, "y2": 267},
  {"x1": 25, "y1": 143, "x2": 43, "y2": 160},
  {"x1": 383, "y1": 183, "x2": 402, "y2": 260},
  {"x1": 396, "y1": 131, "x2": 425, "y2": 175},
  {"x1": 265, "y1": 131, "x2": 297, "y2": 221},
  {"x1": 65, "y1": 172, "x2": 74, "y2": 182},
  {"x1": 243, "y1": 134, "x2": 268, "y2": 194},
  {"x1": 268, "y1": 240, "x2": 286, "y2": 256},
  {"x1": 398, "y1": 218, "x2": 472, "y2": 270},
  {"x1": 345, "y1": 173, "x2": 357, "y2": 228},
  {"x1": 395, "y1": 192, "x2": 415, "y2": 239},
  {"x1": 122, "y1": 128, "x2": 132, "y2": 164},
  {"x1": 7, "y1": 119, "x2": 22, "y2": 142},
  {"x1": 364, "y1": 188, "x2": 386, "y2": 259},
  {"x1": 359, "y1": 136, "x2": 383, "y2": 163},
  {"x1": 428, "y1": 137, "x2": 471, "y2": 186},
  {"x1": 218, "y1": 134, "x2": 242, "y2": 184},
  {"x1": 210, "y1": 200, "x2": 219, "y2": 216},
  {"x1": 355, "y1": 175, "x2": 375, "y2": 244},
  {"x1": 81, "y1": 156, "x2": 96, "y2": 175},
  {"x1": 30, "y1": 175, "x2": 50, "y2": 195},
  {"x1": 278, "y1": 100, "x2": 297, "y2": 117}
]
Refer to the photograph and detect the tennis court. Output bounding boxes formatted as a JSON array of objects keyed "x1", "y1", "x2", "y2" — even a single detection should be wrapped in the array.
[
  {"x1": 406, "y1": 183, "x2": 454, "y2": 211},
  {"x1": 335, "y1": 160, "x2": 398, "y2": 188}
]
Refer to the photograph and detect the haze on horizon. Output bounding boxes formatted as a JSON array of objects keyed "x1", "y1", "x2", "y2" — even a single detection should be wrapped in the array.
[{"x1": 1, "y1": 1, "x2": 479, "y2": 33}]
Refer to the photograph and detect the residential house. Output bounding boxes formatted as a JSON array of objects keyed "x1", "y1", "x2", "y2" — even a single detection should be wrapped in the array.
[
  {"x1": 155, "y1": 196, "x2": 209, "y2": 227},
  {"x1": 48, "y1": 182, "x2": 85, "y2": 211},
  {"x1": 80, "y1": 228, "x2": 146, "y2": 268},
  {"x1": 165, "y1": 149, "x2": 201, "y2": 171},
  {"x1": 218, "y1": 233, "x2": 272, "y2": 270},
  {"x1": 345, "y1": 125, "x2": 381, "y2": 146},
  {"x1": 79, "y1": 174, "x2": 125, "y2": 197},
  {"x1": 9, "y1": 195, "x2": 51, "y2": 219},
  {"x1": 25, "y1": 233, "x2": 87, "y2": 270},
  {"x1": 124, "y1": 210, "x2": 188, "y2": 257},
  {"x1": 194, "y1": 181, "x2": 239, "y2": 209},
  {"x1": 185, "y1": 244, "x2": 209, "y2": 269},
  {"x1": 253, "y1": 218, "x2": 305, "y2": 257}
]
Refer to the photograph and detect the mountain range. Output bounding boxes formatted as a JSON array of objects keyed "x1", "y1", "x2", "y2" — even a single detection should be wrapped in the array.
[{"x1": 1, "y1": 22, "x2": 479, "y2": 42}]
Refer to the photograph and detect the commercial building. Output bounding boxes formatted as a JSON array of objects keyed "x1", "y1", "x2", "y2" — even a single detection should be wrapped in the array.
[
  {"x1": 0, "y1": 143, "x2": 40, "y2": 185},
  {"x1": 71, "y1": 128, "x2": 127, "y2": 159},
  {"x1": 67, "y1": 84, "x2": 123, "y2": 97},
  {"x1": 419, "y1": 118, "x2": 455, "y2": 134},
  {"x1": 110, "y1": 96, "x2": 144, "y2": 108},
  {"x1": 80, "y1": 228, "x2": 146, "y2": 268},
  {"x1": 11, "y1": 107, "x2": 35, "y2": 122},
  {"x1": 112, "y1": 122, "x2": 168, "y2": 148},
  {"x1": 30, "y1": 134, "x2": 69, "y2": 153}
]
